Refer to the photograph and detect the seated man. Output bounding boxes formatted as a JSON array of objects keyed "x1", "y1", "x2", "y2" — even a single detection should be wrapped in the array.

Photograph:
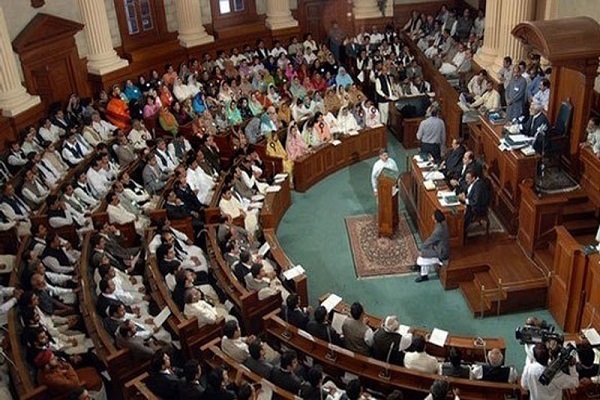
[
  {"x1": 270, "y1": 350, "x2": 304, "y2": 395},
  {"x1": 469, "y1": 80, "x2": 501, "y2": 112},
  {"x1": 471, "y1": 348, "x2": 518, "y2": 383},
  {"x1": 183, "y1": 287, "x2": 230, "y2": 329},
  {"x1": 106, "y1": 191, "x2": 150, "y2": 236},
  {"x1": 0, "y1": 183, "x2": 32, "y2": 236},
  {"x1": 576, "y1": 342, "x2": 599, "y2": 380},
  {"x1": 219, "y1": 186, "x2": 259, "y2": 234},
  {"x1": 581, "y1": 116, "x2": 600, "y2": 156},
  {"x1": 142, "y1": 153, "x2": 170, "y2": 195},
  {"x1": 244, "y1": 338, "x2": 275, "y2": 379},
  {"x1": 372, "y1": 315, "x2": 412, "y2": 365},
  {"x1": 146, "y1": 349, "x2": 183, "y2": 400},
  {"x1": 306, "y1": 305, "x2": 343, "y2": 346},
  {"x1": 414, "y1": 210, "x2": 449, "y2": 283},
  {"x1": 342, "y1": 302, "x2": 373, "y2": 356},
  {"x1": 441, "y1": 138, "x2": 466, "y2": 181},
  {"x1": 115, "y1": 319, "x2": 169, "y2": 362},
  {"x1": 245, "y1": 262, "x2": 290, "y2": 301},
  {"x1": 439, "y1": 43, "x2": 469, "y2": 75},
  {"x1": 439, "y1": 347, "x2": 470, "y2": 378},
  {"x1": 21, "y1": 166, "x2": 50, "y2": 208},
  {"x1": 221, "y1": 319, "x2": 279, "y2": 364},
  {"x1": 404, "y1": 334, "x2": 438, "y2": 374},
  {"x1": 521, "y1": 103, "x2": 550, "y2": 154},
  {"x1": 458, "y1": 169, "x2": 487, "y2": 234},
  {"x1": 279, "y1": 293, "x2": 310, "y2": 330}
]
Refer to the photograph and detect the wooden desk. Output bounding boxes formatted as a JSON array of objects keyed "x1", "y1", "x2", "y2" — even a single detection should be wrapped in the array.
[
  {"x1": 388, "y1": 98, "x2": 425, "y2": 149},
  {"x1": 400, "y1": 157, "x2": 466, "y2": 248},
  {"x1": 319, "y1": 294, "x2": 505, "y2": 363},
  {"x1": 580, "y1": 146, "x2": 600, "y2": 207},
  {"x1": 294, "y1": 126, "x2": 386, "y2": 192},
  {"x1": 467, "y1": 116, "x2": 540, "y2": 234},
  {"x1": 263, "y1": 311, "x2": 523, "y2": 400},
  {"x1": 260, "y1": 176, "x2": 292, "y2": 230}
]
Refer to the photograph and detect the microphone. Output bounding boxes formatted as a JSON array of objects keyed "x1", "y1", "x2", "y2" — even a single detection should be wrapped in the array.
[
  {"x1": 379, "y1": 342, "x2": 394, "y2": 380},
  {"x1": 281, "y1": 307, "x2": 292, "y2": 340},
  {"x1": 325, "y1": 323, "x2": 337, "y2": 362}
]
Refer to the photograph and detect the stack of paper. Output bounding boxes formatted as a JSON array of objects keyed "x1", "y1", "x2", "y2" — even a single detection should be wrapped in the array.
[
  {"x1": 417, "y1": 161, "x2": 432, "y2": 169},
  {"x1": 331, "y1": 139, "x2": 342, "y2": 146},
  {"x1": 423, "y1": 180, "x2": 436, "y2": 191},
  {"x1": 422, "y1": 170, "x2": 444, "y2": 180},
  {"x1": 274, "y1": 173, "x2": 288, "y2": 180},
  {"x1": 266, "y1": 185, "x2": 281, "y2": 193},
  {"x1": 250, "y1": 202, "x2": 263, "y2": 209},
  {"x1": 331, "y1": 313, "x2": 348, "y2": 335},
  {"x1": 282, "y1": 265, "x2": 305, "y2": 280},
  {"x1": 397, "y1": 324, "x2": 411, "y2": 336},
  {"x1": 321, "y1": 293, "x2": 342, "y2": 312},
  {"x1": 583, "y1": 328, "x2": 600, "y2": 346},
  {"x1": 428, "y1": 328, "x2": 449, "y2": 347}
]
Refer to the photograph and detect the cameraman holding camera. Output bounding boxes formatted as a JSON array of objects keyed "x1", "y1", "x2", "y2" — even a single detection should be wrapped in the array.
[{"x1": 521, "y1": 343, "x2": 579, "y2": 400}]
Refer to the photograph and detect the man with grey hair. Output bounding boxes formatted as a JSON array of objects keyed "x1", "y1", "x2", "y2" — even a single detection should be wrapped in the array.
[
  {"x1": 470, "y1": 348, "x2": 518, "y2": 383},
  {"x1": 372, "y1": 315, "x2": 413, "y2": 365},
  {"x1": 416, "y1": 103, "x2": 446, "y2": 163}
]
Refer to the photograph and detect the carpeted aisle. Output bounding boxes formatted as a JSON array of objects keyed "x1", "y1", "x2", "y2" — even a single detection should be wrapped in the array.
[{"x1": 277, "y1": 130, "x2": 557, "y2": 370}]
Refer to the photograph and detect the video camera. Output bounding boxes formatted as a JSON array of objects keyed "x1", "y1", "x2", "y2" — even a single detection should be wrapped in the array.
[
  {"x1": 515, "y1": 324, "x2": 564, "y2": 345},
  {"x1": 539, "y1": 343, "x2": 577, "y2": 386}
]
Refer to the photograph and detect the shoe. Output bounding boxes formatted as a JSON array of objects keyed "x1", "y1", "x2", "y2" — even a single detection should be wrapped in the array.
[{"x1": 415, "y1": 275, "x2": 429, "y2": 283}]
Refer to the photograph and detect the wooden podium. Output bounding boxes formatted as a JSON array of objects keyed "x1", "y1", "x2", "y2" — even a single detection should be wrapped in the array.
[{"x1": 377, "y1": 168, "x2": 399, "y2": 237}]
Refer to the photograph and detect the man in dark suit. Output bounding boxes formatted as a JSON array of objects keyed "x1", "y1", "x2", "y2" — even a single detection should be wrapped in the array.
[
  {"x1": 449, "y1": 150, "x2": 475, "y2": 193},
  {"x1": 270, "y1": 350, "x2": 303, "y2": 394},
  {"x1": 441, "y1": 138, "x2": 466, "y2": 180},
  {"x1": 232, "y1": 250, "x2": 252, "y2": 286},
  {"x1": 522, "y1": 103, "x2": 550, "y2": 154},
  {"x1": 178, "y1": 359, "x2": 205, "y2": 398},
  {"x1": 146, "y1": 349, "x2": 182, "y2": 400},
  {"x1": 96, "y1": 279, "x2": 137, "y2": 318},
  {"x1": 458, "y1": 169, "x2": 488, "y2": 234},
  {"x1": 372, "y1": 315, "x2": 408, "y2": 365},
  {"x1": 306, "y1": 306, "x2": 343, "y2": 346},
  {"x1": 279, "y1": 293, "x2": 311, "y2": 330},
  {"x1": 244, "y1": 338, "x2": 274, "y2": 379},
  {"x1": 415, "y1": 210, "x2": 450, "y2": 283}
]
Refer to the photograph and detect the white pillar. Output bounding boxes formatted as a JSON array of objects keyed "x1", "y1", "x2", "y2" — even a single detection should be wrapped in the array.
[
  {"x1": 353, "y1": 0, "x2": 382, "y2": 20},
  {"x1": 492, "y1": 0, "x2": 536, "y2": 73},
  {"x1": 473, "y1": 0, "x2": 501, "y2": 70},
  {"x1": 175, "y1": 0, "x2": 214, "y2": 47},
  {"x1": 78, "y1": 0, "x2": 128, "y2": 75},
  {"x1": 265, "y1": 0, "x2": 298, "y2": 30},
  {"x1": 0, "y1": 7, "x2": 40, "y2": 117}
]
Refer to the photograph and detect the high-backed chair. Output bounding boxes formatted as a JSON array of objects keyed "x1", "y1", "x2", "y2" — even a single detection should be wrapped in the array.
[{"x1": 546, "y1": 99, "x2": 573, "y2": 167}]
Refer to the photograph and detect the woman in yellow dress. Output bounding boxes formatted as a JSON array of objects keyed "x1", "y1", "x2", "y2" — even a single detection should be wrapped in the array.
[{"x1": 265, "y1": 130, "x2": 294, "y2": 185}]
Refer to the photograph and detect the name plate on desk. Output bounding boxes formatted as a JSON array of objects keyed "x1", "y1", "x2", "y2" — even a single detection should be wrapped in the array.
[{"x1": 328, "y1": 343, "x2": 355, "y2": 357}]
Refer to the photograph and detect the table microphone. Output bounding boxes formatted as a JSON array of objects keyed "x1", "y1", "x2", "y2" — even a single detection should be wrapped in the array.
[
  {"x1": 379, "y1": 342, "x2": 394, "y2": 380},
  {"x1": 325, "y1": 324, "x2": 337, "y2": 362},
  {"x1": 282, "y1": 308, "x2": 292, "y2": 340}
]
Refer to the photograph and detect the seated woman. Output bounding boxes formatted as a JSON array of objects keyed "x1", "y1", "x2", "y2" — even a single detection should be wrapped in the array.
[
  {"x1": 237, "y1": 97, "x2": 253, "y2": 121},
  {"x1": 265, "y1": 130, "x2": 293, "y2": 182},
  {"x1": 311, "y1": 112, "x2": 333, "y2": 145},
  {"x1": 106, "y1": 85, "x2": 130, "y2": 130},
  {"x1": 218, "y1": 80, "x2": 235, "y2": 104},
  {"x1": 143, "y1": 96, "x2": 161, "y2": 119},
  {"x1": 248, "y1": 92, "x2": 264, "y2": 116},
  {"x1": 267, "y1": 84, "x2": 281, "y2": 107},
  {"x1": 172, "y1": 102, "x2": 193, "y2": 125},
  {"x1": 285, "y1": 121, "x2": 309, "y2": 161},
  {"x1": 335, "y1": 67, "x2": 354, "y2": 89},
  {"x1": 226, "y1": 101, "x2": 243, "y2": 126},
  {"x1": 363, "y1": 101, "x2": 382, "y2": 128},
  {"x1": 158, "y1": 106, "x2": 179, "y2": 135},
  {"x1": 124, "y1": 79, "x2": 142, "y2": 102},
  {"x1": 337, "y1": 106, "x2": 360, "y2": 135},
  {"x1": 289, "y1": 76, "x2": 307, "y2": 100},
  {"x1": 324, "y1": 87, "x2": 341, "y2": 112},
  {"x1": 192, "y1": 91, "x2": 207, "y2": 115},
  {"x1": 172, "y1": 77, "x2": 193, "y2": 102}
]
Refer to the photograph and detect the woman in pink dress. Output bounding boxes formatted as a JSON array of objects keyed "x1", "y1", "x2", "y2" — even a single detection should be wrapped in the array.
[{"x1": 285, "y1": 121, "x2": 309, "y2": 161}]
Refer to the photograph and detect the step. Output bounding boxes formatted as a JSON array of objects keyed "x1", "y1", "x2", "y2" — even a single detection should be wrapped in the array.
[
  {"x1": 563, "y1": 219, "x2": 599, "y2": 236},
  {"x1": 564, "y1": 189, "x2": 590, "y2": 205},
  {"x1": 534, "y1": 246, "x2": 555, "y2": 274},
  {"x1": 459, "y1": 280, "x2": 491, "y2": 317},
  {"x1": 562, "y1": 202, "x2": 598, "y2": 220},
  {"x1": 473, "y1": 272, "x2": 499, "y2": 295}
]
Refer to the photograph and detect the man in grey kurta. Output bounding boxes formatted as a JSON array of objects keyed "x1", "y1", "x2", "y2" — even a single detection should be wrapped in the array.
[
  {"x1": 505, "y1": 66, "x2": 528, "y2": 122},
  {"x1": 415, "y1": 210, "x2": 449, "y2": 282}
]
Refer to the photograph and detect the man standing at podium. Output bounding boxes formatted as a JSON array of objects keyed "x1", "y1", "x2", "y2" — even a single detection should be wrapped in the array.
[{"x1": 371, "y1": 149, "x2": 399, "y2": 196}]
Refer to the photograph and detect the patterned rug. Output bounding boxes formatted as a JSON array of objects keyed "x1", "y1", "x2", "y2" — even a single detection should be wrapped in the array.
[{"x1": 345, "y1": 214, "x2": 419, "y2": 278}]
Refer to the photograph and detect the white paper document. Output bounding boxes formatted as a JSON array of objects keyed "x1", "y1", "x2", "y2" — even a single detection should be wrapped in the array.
[
  {"x1": 257, "y1": 380, "x2": 273, "y2": 400},
  {"x1": 321, "y1": 293, "x2": 342, "y2": 312},
  {"x1": 250, "y1": 202, "x2": 263, "y2": 209},
  {"x1": 258, "y1": 241, "x2": 270, "y2": 257},
  {"x1": 266, "y1": 185, "x2": 281, "y2": 193},
  {"x1": 583, "y1": 328, "x2": 600, "y2": 346},
  {"x1": 422, "y1": 171, "x2": 444, "y2": 180},
  {"x1": 274, "y1": 173, "x2": 288, "y2": 180},
  {"x1": 428, "y1": 328, "x2": 449, "y2": 347},
  {"x1": 283, "y1": 265, "x2": 305, "y2": 280},
  {"x1": 332, "y1": 140, "x2": 342, "y2": 146},
  {"x1": 508, "y1": 134, "x2": 532, "y2": 143},
  {"x1": 153, "y1": 306, "x2": 172, "y2": 328},
  {"x1": 331, "y1": 313, "x2": 348, "y2": 335},
  {"x1": 397, "y1": 324, "x2": 411, "y2": 336},
  {"x1": 251, "y1": 194, "x2": 265, "y2": 202}
]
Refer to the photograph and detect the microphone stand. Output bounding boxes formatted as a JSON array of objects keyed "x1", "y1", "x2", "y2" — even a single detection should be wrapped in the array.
[
  {"x1": 325, "y1": 325, "x2": 337, "y2": 362},
  {"x1": 281, "y1": 308, "x2": 293, "y2": 340},
  {"x1": 378, "y1": 342, "x2": 394, "y2": 380}
]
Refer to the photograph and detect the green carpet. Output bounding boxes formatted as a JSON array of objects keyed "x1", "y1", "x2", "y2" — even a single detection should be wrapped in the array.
[{"x1": 277, "y1": 130, "x2": 557, "y2": 371}]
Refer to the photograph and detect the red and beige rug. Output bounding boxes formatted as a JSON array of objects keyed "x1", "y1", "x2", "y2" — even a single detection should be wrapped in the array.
[{"x1": 345, "y1": 214, "x2": 419, "y2": 278}]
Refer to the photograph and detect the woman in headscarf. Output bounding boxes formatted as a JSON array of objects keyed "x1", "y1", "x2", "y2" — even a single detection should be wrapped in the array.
[
  {"x1": 137, "y1": 75, "x2": 152, "y2": 95},
  {"x1": 273, "y1": 68, "x2": 288, "y2": 88},
  {"x1": 172, "y1": 102, "x2": 193, "y2": 125},
  {"x1": 324, "y1": 87, "x2": 341, "y2": 113},
  {"x1": 124, "y1": 79, "x2": 142, "y2": 102},
  {"x1": 312, "y1": 111, "x2": 332, "y2": 144},
  {"x1": 263, "y1": 69, "x2": 276, "y2": 88},
  {"x1": 278, "y1": 102, "x2": 292, "y2": 126},
  {"x1": 335, "y1": 67, "x2": 354, "y2": 89},
  {"x1": 289, "y1": 77, "x2": 307, "y2": 100},
  {"x1": 286, "y1": 121, "x2": 309, "y2": 161},
  {"x1": 239, "y1": 75, "x2": 253, "y2": 97},
  {"x1": 337, "y1": 105, "x2": 360, "y2": 135},
  {"x1": 158, "y1": 105, "x2": 179, "y2": 135},
  {"x1": 322, "y1": 104, "x2": 340, "y2": 135},
  {"x1": 337, "y1": 84, "x2": 352, "y2": 107},
  {"x1": 363, "y1": 101, "x2": 382, "y2": 128},
  {"x1": 312, "y1": 72, "x2": 327, "y2": 93},
  {"x1": 215, "y1": 104, "x2": 231, "y2": 130},
  {"x1": 226, "y1": 100, "x2": 243, "y2": 126},
  {"x1": 237, "y1": 97, "x2": 253, "y2": 120},
  {"x1": 248, "y1": 91, "x2": 264, "y2": 116},
  {"x1": 252, "y1": 71, "x2": 268, "y2": 94},
  {"x1": 297, "y1": 63, "x2": 310, "y2": 83},
  {"x1": 302, "y1": 76, "x2": 316, "y2": 96},
  {"x1": 347, "y1": 84, "x2": 366, "y2": 105},
  {"x1": 106, "y1": 85, "x2": 131, "y2": 130},
  {"x1": 267, "y1": 84, "x2": 281, "y2": 107},
  {"x1": 143, "y1": 95, "x2": 161, "y2": 118},
  {"x1": 172, "y1": 77, "x2": 192, "y2": 102},
  {"x1": 266, "y1": 130, "x2": 294, "y2": 181},
  {"x1": 284, "y1": 62, "x2": 297, "y2": 82},
  {"x1": 217, "y1": 80, "x2": 234, "y2": 105},
  {"x1": 192, "y1": 91, "x2": 207, "y2": 115},
  {"x1": 148, "y1": 69, "x2": 162, "y2": 90},
  {"x1": 159, "y1": 84, "x2": 174, "y2": 108}
]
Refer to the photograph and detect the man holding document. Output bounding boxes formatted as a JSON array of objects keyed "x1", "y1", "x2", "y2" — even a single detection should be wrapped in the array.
[{"x1": 371, "y1": 149, "x2": 399, "y2": 196}]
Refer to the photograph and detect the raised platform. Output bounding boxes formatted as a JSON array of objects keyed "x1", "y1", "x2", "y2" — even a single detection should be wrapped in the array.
[{"x1": 440, "y1": 233, "x2": 549, "y2": 318}]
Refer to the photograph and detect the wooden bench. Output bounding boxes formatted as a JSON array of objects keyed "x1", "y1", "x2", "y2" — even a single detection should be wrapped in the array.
[
  {"x1": 263, "y1": 310, "x2": 524, "y2": 400},
  {"x1": 79, "y1": 232, "x2": 151, "y2": 388}
]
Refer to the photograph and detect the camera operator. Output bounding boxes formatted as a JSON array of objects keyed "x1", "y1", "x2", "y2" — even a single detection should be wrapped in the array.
[
  {"x1": 576, "y1": 341, "x2": 599, "y2": 381},
  {"x1": 521, "y1": 317, "x2": 555, "y2": 364},
  {"x1": 521, "y1": 343, "x2": 579, "y2": 400}
]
